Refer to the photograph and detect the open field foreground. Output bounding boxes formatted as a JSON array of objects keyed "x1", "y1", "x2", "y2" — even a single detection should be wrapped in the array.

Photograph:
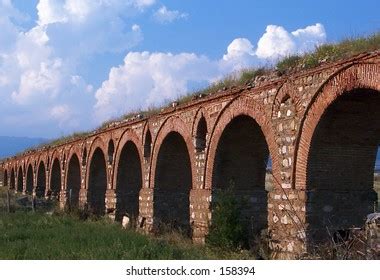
[{"x1": 0, "y1": 210, "x2": 255, "y2": 260}]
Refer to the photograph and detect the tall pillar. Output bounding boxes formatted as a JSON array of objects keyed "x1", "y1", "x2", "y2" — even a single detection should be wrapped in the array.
[
  {"x1": 138, "y1": 157, "x2": 154, "y2": 232},
  {"x1": 190, "y1": 149, "x2": 211, "y2": 243},
  {"x1": 268, "y1": 95, "x2": 307, "y2": 259}
]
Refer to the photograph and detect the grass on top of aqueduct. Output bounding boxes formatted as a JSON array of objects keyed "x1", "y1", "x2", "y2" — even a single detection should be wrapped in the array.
[
  {"x1": 0, "y1": 188, "x2": 253, "y2": 260},
  {"x1": 12, "y1": 32, "x2": 380, "y2": 155}
]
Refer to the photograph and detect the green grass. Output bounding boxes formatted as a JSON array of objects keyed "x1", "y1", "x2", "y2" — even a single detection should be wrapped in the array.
[
  {"x1": 0, "y1": 211, "x2": 256, "y2": 260},
  {"x1": 0, "y1": 187, "x2": 254, "y2": 260},
  {"x1": 276, "y1": 32, "x2": 380, "y2": 73}
]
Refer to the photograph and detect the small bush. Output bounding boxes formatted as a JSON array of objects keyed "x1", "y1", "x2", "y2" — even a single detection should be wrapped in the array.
[
  {"x1": 276, "y1": 55, "x2": 302, "y2": 74},
  {"x1": 207, "y1": 186, "x2": 245, "y2": 249}
]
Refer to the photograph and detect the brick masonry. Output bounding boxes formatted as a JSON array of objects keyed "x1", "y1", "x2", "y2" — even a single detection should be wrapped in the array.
[{"x1": 1, "y1": 52, "x2": 379, "y2": 259}]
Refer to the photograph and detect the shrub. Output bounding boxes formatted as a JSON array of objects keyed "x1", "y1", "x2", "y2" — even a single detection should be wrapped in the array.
[{"x1": 207, "y1": 185, "x2": 245, "y2": 249}]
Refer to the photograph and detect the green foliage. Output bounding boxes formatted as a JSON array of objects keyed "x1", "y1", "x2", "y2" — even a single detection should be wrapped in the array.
[
  {"x1": 207, "y1": 186, "x2": 246, "y2": 249},
  {"x1": 276, "y1": 55, "x2": 302, "y2": 74}
]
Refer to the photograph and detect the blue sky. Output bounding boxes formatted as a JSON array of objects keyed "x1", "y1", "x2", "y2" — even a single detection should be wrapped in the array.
[{"x1": 0, "y1": 0, "x2": 379, "y2": 138}]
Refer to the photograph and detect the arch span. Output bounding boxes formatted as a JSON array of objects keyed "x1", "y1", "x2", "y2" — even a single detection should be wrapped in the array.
[
  {"x1": 17, "y1": 166, "x2": 23, "y2": 192},
  {"x1": 26, "y1": 164, "x2": 34, "y2": 194},
  {"x1": 36, "y1": 161, "x2": 46, "y2": 198},
  {"x1": 305, "y1": 88, "x2": 380, "y2": 241},
  {"x1": 88, "y1": 147, "x2": 107, "y2": 215},
  {"x1": 10, "y1": 169, "x2": 15, "y2": 189},
  {"x1": 115, "y1": 140, "x2": 142, "y2": 222},
  {"x1": 66, "y1": 154, "x2": 81, "y2": 208},
  {"x1": 211, "y1": 115, "x2": 270, "y2": 241},
  {"x1": 50, "y1": 158, "x2": 61, "y2": 198},
  {"x1": 153, "y1": 131, "x2": 192, "y2": 233}
]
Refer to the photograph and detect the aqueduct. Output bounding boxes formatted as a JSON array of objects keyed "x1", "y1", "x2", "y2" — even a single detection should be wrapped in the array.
[{"x1": 1, "y1": 52, "x2": 379, "y2": 258}]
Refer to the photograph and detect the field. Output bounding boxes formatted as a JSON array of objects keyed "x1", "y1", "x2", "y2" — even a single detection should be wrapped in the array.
[{"x1": 0, "y1": 188, "x2": 253, "y2": 260}]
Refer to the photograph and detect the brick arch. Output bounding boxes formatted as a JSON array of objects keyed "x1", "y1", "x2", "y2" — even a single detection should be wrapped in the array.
[
  {"x1": 112, "y1": 128, "x2": 143, "y2": 190},
  {"x1": 191, "y1": 107, "x2": 209, "y2": 137},
  {"x1": 150, "y1": 115, "x2": 195, "y2": 189},
  {"x1": 64, "y1": 144, "x2": 82, "y2": 191},
  {"x1": 48, "y1": 149, "x2": 62, "y2": 193},
  {"x1": 295, "y1": 63, "x2": 380, "y2": 190},
  {"x1": 85, "y1": 137, "x2": 107, "y2": 190},
  {"x1": 205, "y1": 95, "x2": 280, "y2": 189},
  {"x1": 142, "y1": 121, "x2": 152, "y2": 146},
  {"x1": 271, "y1": 80, "x2": 302, "y2": 119},
  {"x1": 25, "y1": 162, "x2": 34, "y2": 194},
  {"x1": 150, "y1": 115, "x2": 194, "y2": 232},
  {"x1": 86, "y1": 137, "x2": 108, "y2": 215},
  {"x1": 36, "y1": 158, "x2": 47, "y2": 197},
  {"x1": 3, "y1": 168, "x2": 8, "y2": 187},
  {"x1": 16, "y1": 164, "x2": 24, "y2": 192},
  {"x1": 9, "y1": 167, "x2": 16, "y2": 189},
  {"x1": 113, "y1": 129, "x2": 143, "y2": 220},
  {"x1": 65, "y1": 152, "x2": 82, "y2": 208}
]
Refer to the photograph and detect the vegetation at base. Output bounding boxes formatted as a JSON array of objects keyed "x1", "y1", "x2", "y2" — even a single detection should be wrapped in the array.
[
  {"x1": 8, "y1": 32, "x2": 380, "y2": 158},
  {"x1": 206, "y1": 186, "x2": 246, "y2": 249},
  {"x1": 0, "y1": 188, "x2": 254, "y2": 260}
]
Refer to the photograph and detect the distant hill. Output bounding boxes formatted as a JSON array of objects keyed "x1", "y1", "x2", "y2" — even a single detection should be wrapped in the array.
[{"x1": 0, "y1": 136, "x2": 47, "y2": 159}]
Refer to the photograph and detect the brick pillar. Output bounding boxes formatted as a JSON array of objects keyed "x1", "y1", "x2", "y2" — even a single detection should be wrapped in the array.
[
  {"x1": 32, "y1": 169, "x2": 37, "y2": 197},
  {"x1": 268, "y1": 189, "x2": 307, "y2": 259},
  {"x1": 105, "y1": 189, "x2": 116, "y2": 218},
  {"x1": 269, "y1": 96, "x2": 307, "y2": 259},
  {"x1": 22, "y1": 173, "x2": 26, "y2": 194},
  {"x1": 59, "y1": 164, "x2": 66, "y2": 209},
  {"x1": 138, "y1": 157, "x2": 154, "y2": 232},
  {"x1": 190, "y1": 188, "x2": 211, "y2": 243},
  {"x1": 190, "y1": 149, "x2": 211, "y2": 243},
  {"x1": 44, "y1": 166, "x2": 50, "y2": 198},
  {"x1": 138, "y1": 187, "x2": 154, "y2": 232},
  {"x1": 78, "y1": 164, "x2": 87, "y2": 208}
]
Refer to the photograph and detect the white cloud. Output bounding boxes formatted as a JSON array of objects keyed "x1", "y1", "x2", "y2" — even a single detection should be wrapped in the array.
[
  {"x1": 0, "y1": 0, "x2": 151, "y2": 137},
  {"x1": 50, "y1": 104, "x2": 71, "y2": 121},
  {"x1": 256, "y1": 23, "x2": 326, "y2": 60},
  {"x1": 94, "y1": 52, "x2": 218, "y2": 121},
  {"x1": 94, "y1": 23, "x2": 327, "y2": 123},
  {"x1": 0, "y1": 0, "x2": 327, "y2": 139},
  {"x1": 132, "y1": 0, "x2": 156, "y2": 9},
  {"x1": 153, "y1": 6, "x2": 188, "y2": 23}
]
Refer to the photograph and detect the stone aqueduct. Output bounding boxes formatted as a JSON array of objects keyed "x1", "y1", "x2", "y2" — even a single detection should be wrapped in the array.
[{"x1": 1, "y1": 52, "x2": 379, "y2": 258}]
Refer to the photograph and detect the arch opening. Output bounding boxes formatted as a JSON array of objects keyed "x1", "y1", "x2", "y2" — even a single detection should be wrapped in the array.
[
  {"x1": 3, "y1": 170, "x2": 8, "y2": 187},
  {"x1": 67, "y1": 155, "x2": 81, "y2": 208},
  {"x1": 82, "y1": 148, "x2": 87, "y2": 166},
  {"x1": 10, "y1": 169, "x2": 15, "y2": 190},
  {"x1": 17, "y1": 167, "x2": 23, "y2": 193},
  {"x1": 108, "y1": 140, "x2": 115, "y2": 164},
  {"x1": 116, "y1": 141, "x2": 142, "y2": 222},
  {"x1": 88, "y1": 148, "x2": 107, "y2": 215},
  {"x1": 26, "y1": 164, "x2": 34, "y2": 194},
  {"x1": 50, "y1": 158, "x2": 61, "y2": 198},
  {"x1": 211, "y1": 115, "x2": 270, "y2": 244},
  {"x1": 195, "y1": 116, "x2": 207, "y2": 152},
  {"x1": 144, "y1": 130, "x2": 152, "y2": 158},
  {"x1": 154, "y1": 131, "x2": 192, "y2": 234},
  {"x1": 306, "y1": 88, "x2": 380, "y2": 242},
  {"x1": 36, "y1": 162, "x2": 46, "y2": 198}
]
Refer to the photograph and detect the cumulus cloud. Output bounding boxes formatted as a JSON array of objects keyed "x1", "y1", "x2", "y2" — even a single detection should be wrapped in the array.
[
  {"x1": 94, "y1": 23, "x2": 327, "y2": 123},
  {"x1": 94, "y1": 52, "x2": 218, "y2": 121},
  {"x1": 256, "y1": 23, "x2": 326, "y2": 60},
  {"x1": 153, "y1": 6, "x2": 188, "y2": 23},
  {"x1": 0, "y1": 0, "x2": 327, "y2": 138},
  {"x1": 0, "y1": 0, "x2": 152, "y2": 136}
]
